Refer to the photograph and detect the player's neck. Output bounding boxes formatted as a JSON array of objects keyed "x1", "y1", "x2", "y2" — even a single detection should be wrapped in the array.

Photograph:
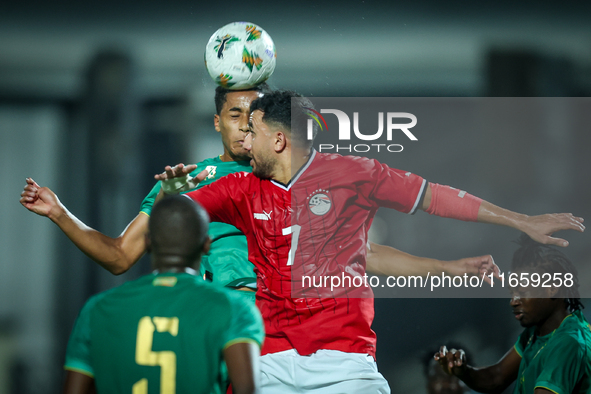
[
  {"x1": 219, "y1": 152, "x2": 239, "y2": 162},
  {"x1": 288, "y1": 146, "x2": 313, "y2": 182},
  {"x1": 536, "y1": 303, "x2": 570, "y2": 336}
]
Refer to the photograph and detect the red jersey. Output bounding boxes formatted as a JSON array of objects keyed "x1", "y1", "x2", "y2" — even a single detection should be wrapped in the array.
[{"x1": 186, "y1": 150, "x2": 426, "y2": 357}]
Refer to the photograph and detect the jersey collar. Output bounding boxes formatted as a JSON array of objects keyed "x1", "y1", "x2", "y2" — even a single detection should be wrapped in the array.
[{"x1": 271, "y1": 149, "x2": 316, "y2": 191}]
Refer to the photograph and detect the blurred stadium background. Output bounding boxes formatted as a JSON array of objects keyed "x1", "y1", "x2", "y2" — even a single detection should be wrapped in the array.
[{"x1": 1, "y1": 1, "x2": 590, "y2": 393}]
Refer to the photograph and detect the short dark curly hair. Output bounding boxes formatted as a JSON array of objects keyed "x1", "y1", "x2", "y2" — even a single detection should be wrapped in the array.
[
  {"x1": 149, "y1": 195, "x2": 209, "y2": 264},
  {"x1": 249, "y1": 89, "x2": 318, "y2": 149},
  {"x1": 512, "y1": 233, "x2": 583, "y2": 312},
  {"x1": 214, "y1": 83, "x2": 271, "y2": 115}
]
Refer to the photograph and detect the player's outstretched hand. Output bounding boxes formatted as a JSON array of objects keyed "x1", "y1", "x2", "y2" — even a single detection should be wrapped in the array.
[
  {"x1": 521, "y1": 213, "x2": 585, "y2": 247},
  {"x1": 451, "y1": 255, "x2": 500, "y2": 285},
  {"x1": 154, "y1": 163, "x2": 198, "y2": 181},
  {"x1": 154, "y1": 163, "x2": 208, "y2": 194},
  {"x1": 434, "y1": 346, "x2": 467, "y2": 378},
  {"x1": 20, "y1": 178, "x2": 61, "y2": 218}
]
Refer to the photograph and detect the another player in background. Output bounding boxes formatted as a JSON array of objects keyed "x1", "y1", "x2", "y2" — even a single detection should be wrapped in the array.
[
  {"x1": 63, "y1": 195, "x2": 263, "y2": 394},
  {"x1": 435, "y1": 234, "x2": 591, "y2": 394},
  {"x1": 155, "y1": 89, "x2": 584, "y2": 393},
  {"x1": 20, "y1": 85, "x2": 500, "y2": 295}
]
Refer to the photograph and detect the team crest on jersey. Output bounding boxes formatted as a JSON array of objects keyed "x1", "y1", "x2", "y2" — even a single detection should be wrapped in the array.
[
  {"x1": 308, "y1": 190, "x2": 331, "y2": 216},
  {"x1": 205, "y1": 165, "x2": 217, "y2": 179}
]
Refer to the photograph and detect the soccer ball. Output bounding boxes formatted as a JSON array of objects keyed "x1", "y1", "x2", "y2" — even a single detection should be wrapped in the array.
[{"x1": 204, "y1": 22, "x2": 276, "y2": 90}]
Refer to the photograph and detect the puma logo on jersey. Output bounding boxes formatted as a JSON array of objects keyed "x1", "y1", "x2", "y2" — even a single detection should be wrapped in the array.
[{"x1": 254, "y1": 210, "x2": 272, "y2": 220}]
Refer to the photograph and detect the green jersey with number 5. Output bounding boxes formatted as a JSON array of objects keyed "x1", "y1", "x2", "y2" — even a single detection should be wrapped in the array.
[{"x1": 64, "y1": 271, "x2": 264, "y2": 394}]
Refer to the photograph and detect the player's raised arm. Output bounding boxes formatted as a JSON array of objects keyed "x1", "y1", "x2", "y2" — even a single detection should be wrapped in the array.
[
  {"x1": 20, "y1": 177, "x2": 147, "y2": 275},
  {"x1": 434, "y1": 345, "x2": 521, "y2": 394},
  {"x1": 419, "y1": 182, "x2": 585, "y2": 247},
  {"x1": 224, "y1": 342, "x2": 261, "y2": 394},
  {"x1": 366, "y1": 242, "x2": 500, "y2": 284}
]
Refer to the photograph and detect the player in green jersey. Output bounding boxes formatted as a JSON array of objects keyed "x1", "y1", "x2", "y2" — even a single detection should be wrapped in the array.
[
  {"x1": 63, "y1": 195, "x2": 264, "y2": 394},
  {"x1": 434, "y1": 234, "x2": 591, "y2": 394},
  {"x1": 20, "y1": 85, "x2": 269, "y2": 298}
]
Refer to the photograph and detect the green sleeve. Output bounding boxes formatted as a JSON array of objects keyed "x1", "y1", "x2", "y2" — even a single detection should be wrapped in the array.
[
  {"x1": 139, "y1": 181, "x2": 162, "y2": 216},
  {"x1": 64, "y1": 296, "x2": 99, "y2": 377},
  {"x1": 223, "y1": 292, "x2": 264, "y2": 349},
  {"x1": 514, "y1": 328, "x2": 533, "y2": 357},
  {"x1": 534, "y1": 336, "x2": 584, "y2": 394}
]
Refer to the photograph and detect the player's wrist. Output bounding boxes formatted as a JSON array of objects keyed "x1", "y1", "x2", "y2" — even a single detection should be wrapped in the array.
[
  {"x1": 47, "y1": 202, "x2": 67, "y2": 222},
  {"x1": 161, "y1": 174, "x2": 190, "y2": 194},
  {"x1": 436, "y1": 259, "x2": 451, "y2": 275},
  {"x1": 454, "y1": 363, "x2": 471, "y2": 380},
  {"x1": 441, "y1": 259, "x2": 468, "y2": 277}
]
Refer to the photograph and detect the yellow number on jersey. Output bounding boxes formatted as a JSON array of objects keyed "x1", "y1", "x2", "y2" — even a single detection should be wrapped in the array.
[{"x1": 133, "y1": 316, "x2": 179, "y2": 394}]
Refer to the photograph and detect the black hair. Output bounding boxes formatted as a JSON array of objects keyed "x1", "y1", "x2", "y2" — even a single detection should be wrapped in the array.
[
  {"x1": 249, "y1": 89, "x2": 318, "y2": 149},
  {"x1": 149, "y1": 195, "x2": 209, "y2": 264},
  {"x1": 214, "y1": 82, "x2": 271, "y2": 115},
  {"x1": 512, "y1": 233, "x2": 583, "y2": 312}
]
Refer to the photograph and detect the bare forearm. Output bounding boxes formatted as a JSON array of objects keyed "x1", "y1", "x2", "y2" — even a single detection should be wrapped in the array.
[
  {"x1": 459, "y1": 365, "x2": 513, "y2": 394},
  {"x1": 421, "y1": 183, "x2": 584, "y2": 247},
  {"x1": 477, "y1": 200, "x2": 528, "y2": 230},
  {"x1": 366, "y1": 243, "x2": 443, "y2": 276},
  {"x1": 49, "y1": 206, "x2": 146, "y2": 274}
]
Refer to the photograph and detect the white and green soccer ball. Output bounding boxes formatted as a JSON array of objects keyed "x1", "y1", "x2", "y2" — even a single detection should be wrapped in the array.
[{"x1": 204, "y1": 21, "x2": 276, "y2": 90}]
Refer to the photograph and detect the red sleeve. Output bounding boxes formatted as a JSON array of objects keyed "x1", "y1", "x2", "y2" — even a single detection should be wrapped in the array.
[
  {"x1": 354, "y1": 157, "x2": 426, "y2": 214},
  {"x1": 184, "y1": 172, "x2": 250, "y2": 230}
]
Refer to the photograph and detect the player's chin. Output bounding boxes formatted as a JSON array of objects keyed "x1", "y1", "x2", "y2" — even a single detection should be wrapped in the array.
[
  {"x1": 518, "y1": 316, "x2": 534, "y2": 328},
  {"x1": 232, "y1": 150, "x2": 251, "y2": 161},
  {"x1": 252, "y1": 166, "x2": 272, "y2": 179}
]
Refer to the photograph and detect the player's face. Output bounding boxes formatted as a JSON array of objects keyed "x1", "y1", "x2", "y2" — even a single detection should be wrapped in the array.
[
  {"x1": 509, "y1": 287, "x2": 555, "y2": 328},
  {"x1": 215, "y1": 90, "x2": 261, "y2": 161},
  {"x1": 244, "y1": 109, "x2": 277, "y2": 179}
]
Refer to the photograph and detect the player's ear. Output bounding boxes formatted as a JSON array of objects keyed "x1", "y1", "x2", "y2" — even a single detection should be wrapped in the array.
[
  {"x1": 214, "y1": 114, "x2": 221, "y2": 132},
  {"x1": 275, "y1": 131, "x2": 287, "y2": 153},
  {"x1": 202, "y1": 236, "x2": 212, "y2": 255},
  {"x1": 546, "y1": 286, "x2": 560, "y2": 298}
]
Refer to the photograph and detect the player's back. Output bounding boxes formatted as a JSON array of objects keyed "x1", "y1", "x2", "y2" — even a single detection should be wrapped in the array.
[{"x1": 75, "y1": 272, "x2": 243, "y2": 394}]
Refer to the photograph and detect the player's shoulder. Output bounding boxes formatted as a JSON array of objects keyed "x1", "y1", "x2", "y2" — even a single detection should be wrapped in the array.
[
  {"x1": 216, "y1": 170, "x2": 259, "y2": 187},
  {"x1": 314, "y1": 151, "x2": 381, "y2": 167},
  {"x1": 183, "y1": 278, "x2": 242, "y2": 309},
  {"x1": 313, "y1": 151, "x2": 394, "y2": 177},
  {"x1": 193, "y1": 156, "x2": 220, "y2": 167},
  {"x1": 87, "y1": 274, "x2": 153, "y2": 305},
  {"x1": 79, "y1": 283, "x2": 125, "y2": 315},
  {"x1": 556, "y1": 311, "x2": 591, "y2": 347}
]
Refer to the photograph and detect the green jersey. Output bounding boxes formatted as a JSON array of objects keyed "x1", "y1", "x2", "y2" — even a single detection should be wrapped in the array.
[
  {"x1": 514, "y1": 309, "x2": 591, "y2": 394},
  {"x1": 64, "y1": 271, "x2": 264, "y2": 394},
  {"x1": 140, "y1": 157, "x2": 256, "y2": 289}
]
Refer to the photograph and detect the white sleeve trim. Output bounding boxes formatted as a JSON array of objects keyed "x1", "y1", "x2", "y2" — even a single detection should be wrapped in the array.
[{"x1": 409, "y1": 179, "x2": 427, "y2": 214}]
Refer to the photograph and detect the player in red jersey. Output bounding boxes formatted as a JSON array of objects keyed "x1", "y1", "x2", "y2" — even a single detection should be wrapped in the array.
[{"x1": 155, "y1": 90, "x2": 584, "y2": 393}]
